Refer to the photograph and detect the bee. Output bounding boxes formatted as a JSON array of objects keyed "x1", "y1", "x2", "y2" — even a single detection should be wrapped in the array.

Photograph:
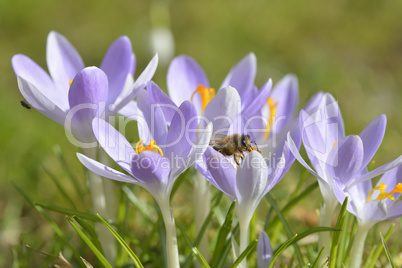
[
  {"x1": 210, "y1": 134, "x2": 259, "y2": 166},
  {"x1": 20, "y1": 100, "x2": 31, "y2": 110}
]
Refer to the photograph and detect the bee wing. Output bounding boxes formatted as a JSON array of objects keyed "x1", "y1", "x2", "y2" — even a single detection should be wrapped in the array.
[{"x1": 209, "y1": 133, "x2": 228, "y2": 145}]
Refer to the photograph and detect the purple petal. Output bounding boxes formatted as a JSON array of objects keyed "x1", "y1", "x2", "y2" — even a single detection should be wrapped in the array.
[
  {"x1": 100, "y1": 36, "x2": 133, "y2": 106},
  {"x1": 113, "y1": 54, "x2": 158, "y2": 112},
  {"x1": 12, "y1": 54, "x2": 68, "y2": 111},
  {"x1": 130, "y1": 53, "x2": 136, "y2": 76},
  {"x1": 204, "y1": 147, "x2": 237, "y2": 199},
  {"x1": 332, "y1": 179, "x2": 358, "y2": 217},
  {"x1": 164, "y1": 101, "x2": 197, "y2": 176},
  {"x1": 167, "y1": 55, "x2": 209, "y2": 108},
  {"x1": 347, "y1": 155, "x2": 402, "y2": 189},
  {"x1": 387, "y1": 201, "x2": 402, "y2": 220},
  {"x1": 136, "y1": 88, "x2": 168, "y2": 145},
  {"x1": 325, "y1": 135, "x2": 364, "y2": 185},
  {"x1": 202, "y1": 86, "x2": 241, "y2": 135},
  {"x1": 269, "y1": 74, "x2": 298, "y2": 132},
  {"x1": 359, "y1": 114, "x2": 386, "y2": 169},
  {"x1": 16, "y1": 76, "x2": 66, "y2": 124},
  {"x1": 236, "y1": 151, "x2": 269, "y2": 208},
  {"x1": 302, "y1": 91, "x2": 324, "y2": 112},
  {"x1": 257, "y1": 232, "x2": 273, "y2": 268},
  {"x1": 46, "y1": 31, "x2": 85, "y2": 89},
  {"x1": 130, "y1": 151, "x2": 170, "y2": 195},
  {"x1": 147, "y1": 81, "x2": 178, "y2": 124},
  {"x1": 220, "y1": 53, "x2": 257, "y2": 105},
  {"x1": 77, "y1": 153, "x2": 138, "y2": 184},
  {"x1": 92, "y1": 118, "x2": 136, "y2": 174},
  {"x1": 118, "y1": 100, "x2": 140, "y2": 120},
  {"x1": 241, "y1": 79, "x2": 272, "y2": 118}
]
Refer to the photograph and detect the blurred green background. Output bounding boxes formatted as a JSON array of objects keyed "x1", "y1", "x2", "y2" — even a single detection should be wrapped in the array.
[{"x1": 1, "y1": 0, "x2": 402, "y2": 266}]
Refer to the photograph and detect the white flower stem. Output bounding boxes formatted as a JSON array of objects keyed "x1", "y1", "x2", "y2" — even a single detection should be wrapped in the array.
[
  {"x1": 239, "y1": 218, "x2": 250, "y2": 268},
  {"x1": 158, "y1": 198, "x2": 180, "y2": 268},
  {"x1": 193, "y1": 171, "x2": 210, "y2": 266},
  {"x1": 318, "y1": 201, "x2": 335, "y2": 264},
  {"x1": 349, "y1": 223, "x2": 370, "y2": 268},
  {"x1": 83, "y1": 147, "x2": 116, "y2": 263}
]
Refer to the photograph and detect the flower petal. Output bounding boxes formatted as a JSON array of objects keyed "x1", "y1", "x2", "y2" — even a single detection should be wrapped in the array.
[
  {"x1": 118, "y1": 100, "x2": 139, "y2": 120},
  {"x1": 358, "y1": 114, "x2": 386, "y2": 169},
  {"x1": 241, "y1": 79, "x2": 272, "y2": 118},
  {"x1": 16, "y1": 76, "x2": 66, "y2": 124},
  {"x1": 257, "y1": 232, "x2": 273, "y2": 268},
  {"x1": 221, "y1": 53, "x2": 257, "y2": 105},
  {"x1": 325, "y1": 135, "x2": 364, "y2": 185},
  {"x1": 164, "y1": 101, "x2": 197, "y2": 177},
  {"x1": 167, "y1": 55, "x2": 209, "y2": 108},
  {"x1": 269, "y1": 74, "x2": 298, "y2": 132},
  {"x1": 204, "y1": 147, "x2": 237, "y2": 199},
  {"x1": 147, "y1": 81, "x2": 178, "y2": 124},
  {"x1": 77, "y1": 153, "x2": 138, "y2": 184},
  {"x1": 92, "y1": 118, "x2": 136, "y2": 174},
  {"x1": 202, "y1": 86, "x2": 241, "y2": 135},
  {"x1": 100, "y1": 36, "x2": 133, "y2": 106},
  {"x1": 12, "y1": 54, "x2": 68, "y2": 111},
  {"x1": 46, "y1": 31, "x2": 85, "y2": 89}
]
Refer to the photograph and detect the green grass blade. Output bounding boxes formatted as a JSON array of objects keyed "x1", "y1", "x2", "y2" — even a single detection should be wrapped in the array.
[
  {"x1": 329, "y1": 196, "x2": 348, "y2": 268},
  {"x1": 343, "y1": 217, "x2": 357, "y2": 266},
  {"x1": 311, "y1": 247, "x2": 325, "y2": 268},
  {"x1": 380, "y1": 232, "x2": 395, "y2": 268},
  {"x1": 43, "y1": 167, "x2": 77, "y2": 209},
  {"x1": 210, "y1": 200, "x2": 237, "y2": 267},
  {"x1": 36, "y1": 203, "x2": 100, "y2": 222},
  {"x1": 122, "y1": 185, "x2": 154, "y2": 223},
  {"x1": 266, "y1": 194, "x2": 304, "y2": 266},
  {"x1": 192, "y1": 247, "x2": 211, "y2": 268},
  {"x1": 73, "y1": 216, "x2": 103, "y2": 254},
  {"x1": 67, "y1": 217, "x2": 112, "y2": 268},
  {"x1": 366, "y1": 223, "x2": 394, "y2": 268},
  {"x1": 336, "y1": 211, "x2": 352, "y2": 266},
  {"x1": 97, "y1": 214, "x2": 144, "y2": 268},
  {"x1": 269, "y1": 234, "x2": 298, "y2": 268},
  {"x1": 291, "y1": 226, "x2": 341, "y2": 245},
  {"x1": 231, "y1": 239, "x2": 258, "y2": 268}
]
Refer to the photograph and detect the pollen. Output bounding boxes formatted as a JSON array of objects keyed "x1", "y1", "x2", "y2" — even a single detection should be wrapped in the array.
[
  {"x1": 264, "y1": 97, "x2": 278, "y2": 141},
  {"x1": 69, "y1": 79, "x2": 73, "y2": 87},
  {"x1": 367, "y1": 182, "x2": 402, "y2": 203},
  {"x1": 135, "y1": 139, "x2": 164, "y2": 156},
  {"x1": 190, "y1": 85, "x2": 215, "y2": 114}
]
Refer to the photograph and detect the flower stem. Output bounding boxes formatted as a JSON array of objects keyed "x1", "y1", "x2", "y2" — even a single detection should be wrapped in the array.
[
  {"x1": 193, "y1": 171, "x2": 210, "y2": 265},
  {"x1": 349, "y1": 223, "x2": 370, "y2": 268},
  {"x1": 84, "y1": 147, "x2": 116, "y2": 262},
  {"x1": 239, "y1": 218, "x2": 250, "y2": 268},
  {"x1": 158, "y1": 199, "x2": 180, "y2": 268},
  {"x1": 318, "y1": 201, "x2": 336, "y2": 264}
]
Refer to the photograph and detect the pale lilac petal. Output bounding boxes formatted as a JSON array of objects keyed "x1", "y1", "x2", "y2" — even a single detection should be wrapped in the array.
[
  {"x1": 68, "y1": 67, "x2": 108, "y2": 137},
  {"x1": 136, "y1": 88, "x2": 167, "y2": 145},
  {"x1": 77, "y1": 153, "x2": 138, "y2": 184},
  {"x1": 130, "y1": 53, "x2": 136, "y2": 76},
  {"x1": 257, "y1": 232, "x2": 273, "y2": 268},
  {"x1": 221, "y1": 53, "x2": 257, "y2": 104},
  {"x1": 302, "y1": 91, "x2": 324, "y2": 112},
  {"x1": 130, "y1": 151, "x2": 170, "y2": 196},
  {"x1": 347, "y1": 155, "x2": 402, "y2": 189},
  {"x1": 46, "y1": 31, "x2": 84, "y2": 88},
  {"x1": 325, "y1": 135, "x2": 364, "y2": 185},
  {"x1": 92, "y1": 118, "x2": 136, "y2": 174},
  {"x1": 270, "y1": 74, "x2": 298, "y2": 132},
  {"x1": 359, "y1": 114, "x2": 386, "y2": 169},
  {"x1": 147, "y1": 81, "x2": 178, "y2": 124},
  {"x1": 202, "y1": 86, "x2": 241, "y2": 135},
  {"x1": 167, "y1": 55, "x2": 209, "y2": 107},
  {"x1": 332, "y1": 180, "x2": 358, "y2": 216},
  {"x1": 100, "y1": 36, "x2": 133, "y2": 105},
  {"x1": 204, "y1": 147, "x2": 237, "y2": 199},
  {"x1": 16, "y1": 76, "x2": 66, "y2": 124},
  {"x1": 241, "y1": 79, "x2": 272, "y2": 118},
  {"x1": 118, "y1": 100, "x2": 139, "y2": 120},
  {"x1": 113, "y1": 54, "x2": 158, "y2": 112},
  {"x1": 164, "y1": 101, "x2": 197, "y2": 176},
  {"x1": 387, "y1": 201, "x2": 402, "y2": 220},
  {"x1": 12, "y1": 54, "x2": 68, "y2": 110}
]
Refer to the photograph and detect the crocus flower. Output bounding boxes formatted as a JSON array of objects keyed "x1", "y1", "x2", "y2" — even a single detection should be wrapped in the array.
[
  {"x1": 77, "y1": 88, "x2": 212, "y2": 267},
  {"x1": 257, "y1": 231, "x2": 273, "y2": 268},
  {"x1": 12, "y1": 31, "x2": 157, "y2": 144}
]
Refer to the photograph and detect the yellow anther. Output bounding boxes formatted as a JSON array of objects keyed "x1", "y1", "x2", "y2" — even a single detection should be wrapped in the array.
[
  {"x1": 69, "y1": 79, "x2": 73, "y2": 87},
  {"x1": 190, "y1": 85, "x2": 215, "y2": 114},
  {"x1": 264, "y1": 97, "x2": 278, "y2": 141},
  {"x1": 332, "y1": 141, "x2": 339, "y2": 149},
  {"x1": 135, "y1": 139, "x2": 164, "y2": 156},
  {"x1": 388, "y1": 183, "x2": 402, "y2": 195},
  {"x1": 366, "y1": 182, "x2": 402, "y2": 203}
]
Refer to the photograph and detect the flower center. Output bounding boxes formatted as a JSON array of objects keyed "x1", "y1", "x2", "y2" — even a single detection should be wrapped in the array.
[
  {"x1": 135, "y1": 139, "x2": 164, "y2": 156},
  {"x1": 263, "y1": 97, "x2": 278, "y2": 141},
  {"x1": 367, "y1": 182, "x2": 402, "y2": 203},
  {"x1": 190, "y1": 85, "x2": 215, "y2": 114}
]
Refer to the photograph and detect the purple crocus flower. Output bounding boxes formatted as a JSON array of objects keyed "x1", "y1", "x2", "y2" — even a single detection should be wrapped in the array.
[
  {"x1": 12, "y1": 31, "x2": 157, "y2": 143},
  {"x1": 257, "y1": 231, "x2": 273, "y2": 268}
]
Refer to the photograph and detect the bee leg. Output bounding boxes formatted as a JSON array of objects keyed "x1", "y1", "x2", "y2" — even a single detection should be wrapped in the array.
[
  {"x1": 237, "y1": 147, "x2": 245, "y2": 158},
  {"x1": 234, "y1": 154, "x2": 240, "y2": 166}
]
